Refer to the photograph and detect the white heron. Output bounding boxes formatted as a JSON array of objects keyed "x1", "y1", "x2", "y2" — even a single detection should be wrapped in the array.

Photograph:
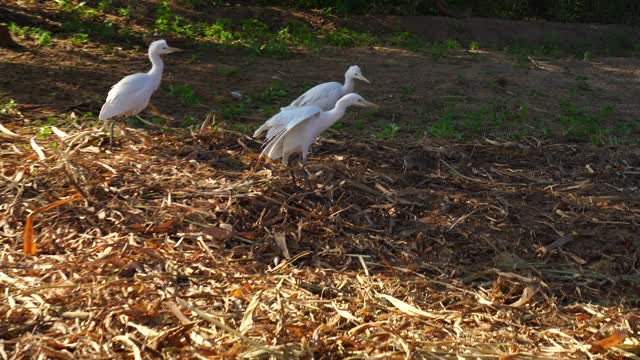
[
  {"x1": 98, "y1": 39, "x2": 181, "y2": 145},
  {"x1": 279, "y1": 65, "x2": 370, "y2": 112},
  {"x1": 254, "y1": 93, "x2": 378, "y2": 190}
]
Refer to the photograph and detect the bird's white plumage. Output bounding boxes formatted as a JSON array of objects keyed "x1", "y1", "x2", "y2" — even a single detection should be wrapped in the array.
[
  {"x1": 99, "y1": 73, "x2": 159, "y2": 120},
  {"x1": 253, "y1": 105, "x2": 321, "y2": 139},
  {"x1": 98, "y1": 39, "x2": 180, "y2": 122},
  {"x1": 282, "y1": 82, "x2": 345, "y2": 111},
  {"x1": 255, "y1": 93, "x2": 377, "y2": 165},
  {"x1": 280, "y1": 65, "x2": 369, "y2": 112}
]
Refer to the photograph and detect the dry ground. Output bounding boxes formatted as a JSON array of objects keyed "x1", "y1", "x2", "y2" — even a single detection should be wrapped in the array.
[{"x1": 1, "y1": 2, "x2": 639, "y2": 359}]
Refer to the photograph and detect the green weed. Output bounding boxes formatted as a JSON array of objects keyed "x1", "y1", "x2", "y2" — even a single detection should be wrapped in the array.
[
  {"x1": 401, "y1": 86, "x2": 416, "y2": 97},
  {"x1": 391, "y1": 31, "x2": 423, "y2": 50},
  {"x1": 323, "y1": 28, "x2": 377, "y2": 47},
  {"x1": 70, "y1": 32, "x2": 89, "y2": 44},
  {"x1": 470, "y1": 41, "x2": 480, "y2": 51},
  {"x1": 378, "y1": 122, "x2": 400, "y2": 139},
  {"x1": 9, "y1": 23, "x2": 52, "y2": 45},
  {"x1": 574, "y1": 75, "x2": 592, "y2": 92},
  {"x1": 169, "y1": 84, "x2": 201, "y2": 106},
  {"x1": 559, "y1": 99, "x2": 616, "y2": 144},
  {"x1": 0, "y1": 99, "x2": 18, "y2": 115},
  {"x1": 258, "y1": 80, "x2": 289, "y2": 104},
  {"x1": 429, "y1": 114, "x2": 461, "y2": 139},
  {"x1": 430, "y1": 39, "x2": 461, "y2": 60}
]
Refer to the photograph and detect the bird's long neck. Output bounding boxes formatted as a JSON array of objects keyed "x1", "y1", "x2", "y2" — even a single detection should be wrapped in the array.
[
  {"x1": 342, "y1": 74, "x2": 355, "y2": 93},
  {"x1": 319, "y1": 98, "x2": 349, "y2": 132},
  {"x1": 147, "y1": 51, "x2": 164, "y2": 86}
]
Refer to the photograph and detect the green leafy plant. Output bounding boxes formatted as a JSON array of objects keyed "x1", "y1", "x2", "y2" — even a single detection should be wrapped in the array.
[
  {"x1": 70, "y1": 32, "x2": 89, "y2": 44},
  {"x1": 9, "y1": 23, "x2": 52, "y2": 45},
  {"x1": 429, "y1": 114, "x2": 461, "y2": 139},
  {"x1": 0, "y1": 99, "x2": 18, "y2": 115},
  {"x1": 169, "y1": 84, "x2": 201, "y2": 106},
  {"x1": 323, "y1": 28, "x2": 377, "y2": 47},
  {"x1": 379, "y1": 122, "x2": 400, "y2": 139},
  {"x1": 391, "y1": 31, "x2": 423, "y2": 50}
]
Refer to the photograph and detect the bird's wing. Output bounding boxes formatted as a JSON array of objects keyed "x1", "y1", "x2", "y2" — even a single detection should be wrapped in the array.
[
  {"x1": 99, "y1": 73, "x2": 152, "y2": 120},
  {"x1": 287, "y1": 82, "x2": 342, "y2": 109},
  {"x1": 260, "y1": 107, "x2": 322, "y2": 160},
  {"x1": 254, "y1": 105, "x2": 321, "y2": 139}
]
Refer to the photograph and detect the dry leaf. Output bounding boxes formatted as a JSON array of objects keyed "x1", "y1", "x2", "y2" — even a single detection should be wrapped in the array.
[
  {"x1": 0, "y1": 123, "x2": 24, "y2": 139},
  {"x1": 274, "y1": 232, "x2": 290, "y2": 259},
  {"x1": 51, "y1": 126, "x2": 69, "y2": 139},
  {"x1": 203, "y1": 226, "x2": 232, "y2": 241},
  {"x1": 378, "y1": 293, "x2": 444, "y2": 319},
  {"x1": 24, "y1": 193, "x2": 83, "y2": 255},
  {"x1": 509, "y1": 285, "x2": 538, "y2": 307},
  {"x1": 130, "y1": 216, "x2": 181, "y2": 234},
  {"x1": 332, "y1": 301, "x2": 361, "y2": 323},
  {"x1": 239, "y1": 291, "x2": 262, "y2": 335},
  {"x1": 30, "y1": 137, "x2": 46, "y2": 160},
  {"x1": 590, "y1": 331, "x2": 626, "y2": 352}
]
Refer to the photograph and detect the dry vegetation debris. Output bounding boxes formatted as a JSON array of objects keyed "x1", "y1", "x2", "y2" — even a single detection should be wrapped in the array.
[{"x1": 1, "y1": 118, "x2": 639, "y2": 359}]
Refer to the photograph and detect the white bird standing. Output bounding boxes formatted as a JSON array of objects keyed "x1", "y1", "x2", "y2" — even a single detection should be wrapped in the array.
[
  {"x1": 278, "y1": 65, "x2": 370, "y2": 113},
  {"x1": 254, "y1": 93, "x2": 378, "y2": 190},
  {"x1": 98, "y1": 39, "x2": 181, "y2": 145}
]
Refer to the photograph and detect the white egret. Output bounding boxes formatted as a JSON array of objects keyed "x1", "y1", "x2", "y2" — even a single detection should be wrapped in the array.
[
  {"x1": 98, "y1": 39, "x2": 181, "y2": 145},
  {"x1": 278, "y1": 65, "x2": 370, "y2": 113},
  {"x1": 254, "y1": 93, "x2": 378, "y2": 190}
]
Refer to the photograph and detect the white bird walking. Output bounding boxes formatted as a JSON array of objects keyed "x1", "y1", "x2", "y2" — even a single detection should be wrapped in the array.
[
  {"x1": 99, "y1": 39, "x2": 181, "y2": 145},
  {"x1": 254, "y1": 93, "x2": 378, "y2": 190},
  {"x1": 278, "y1": 65, "x2": 370, "y2": 113}
]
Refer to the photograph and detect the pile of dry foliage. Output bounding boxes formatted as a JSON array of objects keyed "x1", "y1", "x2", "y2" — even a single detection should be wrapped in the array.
[{"x1": 1, "y1": 116, "x2": 639, "y2": 359}]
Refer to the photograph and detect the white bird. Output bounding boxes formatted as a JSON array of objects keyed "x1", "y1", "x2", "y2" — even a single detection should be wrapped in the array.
[
  {"x1": 278, "y1": 65, "x2": 370, "y2": 113},
  {"x1": 254, "y1": 93, "x2": 378, "y2": 190},
  {"x1": 99, "y1": 39, "x2": 181, "y2": 145}
]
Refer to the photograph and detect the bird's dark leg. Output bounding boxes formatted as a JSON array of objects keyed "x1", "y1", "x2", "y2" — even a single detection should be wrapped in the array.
[
  {"x1": 289, "y1": 166, "x2": 300, "y2": 189},
  {"x1": 108, "y1": 119, "x2": 117, "y2": 147},
  {"x1": 300, "y1": 159, "x2": 315, "y2": 193}
]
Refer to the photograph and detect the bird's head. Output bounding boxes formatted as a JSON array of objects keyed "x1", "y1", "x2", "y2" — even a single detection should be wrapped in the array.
[
  {"x1": 149, "y1": 39, "x2": 182, "y2": 55},
  {"x1": 340, "y1": 93, "x2": 379, "y2": 109},
  {"x1": 346, "y1": 65, "x2": 370, "y2": 84}
]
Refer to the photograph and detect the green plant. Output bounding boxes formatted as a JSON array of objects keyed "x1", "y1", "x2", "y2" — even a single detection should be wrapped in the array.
[
  {"x1": 429, "y1": 114, "x2": 461, "y2": 139},
  {"x1": 118, "y1": 7, "x2": 131, "y2": 17},
  {"x1": 258, "y1": 80, "x2": 289, "y2": 104},
  {"x1": 169, "y1": 84, "x2": 201, "y2": 106},
  {"x1": 574, "y1": 75, "x2": 592, "y2": 92},
  {"x1": 379, "y1": 122, "x2": 400, "y2": 139},
  {"x1": 401, "y1": 86, "x2": 416, "y2": 97},
  {"x1": 277, "y1": 20, "x2": 317, "y2": 48},
  {"x1": 323, "y1": 28, "x2": 377, "y2": 47},
  {"x1": 9, "y1": 23, "x2": 52, "y2": 45},
  {"x1": 430, "y1": 39, "x2": 461, "y2": 60},
  {"x1": 470, "y1": 41, "x2": 480, "y2": 51},
  {"x1": 0, "y1": 99, "x2": 18, "y2": 115},
  {"x1": 391, "y1": 31, "x2": 423, "y2": 51},
  {"x1": 559, "y1": 99, "x2": 616, "y2": 144},
  {"x1": 202, "y1": 19, "x2": 235, "y2": 43},
  {"x1": 70, "y1": 32, "x2": 89, "y2": 44}
]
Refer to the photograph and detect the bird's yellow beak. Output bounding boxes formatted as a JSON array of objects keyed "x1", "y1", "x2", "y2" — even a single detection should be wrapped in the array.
[
  {"x1": 167, "y1": 47, "x2": 183, "y2": 53},
  {"x1": 362, "y1": 100, "x2": 379, "y2": 109},
  {"x1": 359, "y1": 75, "x2": 371, "y2": 84}
]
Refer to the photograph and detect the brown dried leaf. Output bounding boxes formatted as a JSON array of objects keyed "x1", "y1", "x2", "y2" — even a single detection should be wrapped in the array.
[
  {"x1": 590, "y1": 331, "x2": 626, "y2": 352},
  {"x1": 130, "y1": 216, "x2": 181, "y2": 234},
  {"x1": 378, "y1": 293, "x2": 444, "y2": 320},
  {"x1": 24, "y1": 193, "x2": 83, "y2": 255},
  {"x1": 274, "y1": 231, "x2": 290, "y2": 259},
  {"x1": 203, "y1": 226, "x2": 232, "y2": 241}
]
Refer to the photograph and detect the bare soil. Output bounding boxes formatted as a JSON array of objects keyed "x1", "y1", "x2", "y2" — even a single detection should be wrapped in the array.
[{"x1": 1, "y1": 2, "x2": 639, "y2": 359}]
